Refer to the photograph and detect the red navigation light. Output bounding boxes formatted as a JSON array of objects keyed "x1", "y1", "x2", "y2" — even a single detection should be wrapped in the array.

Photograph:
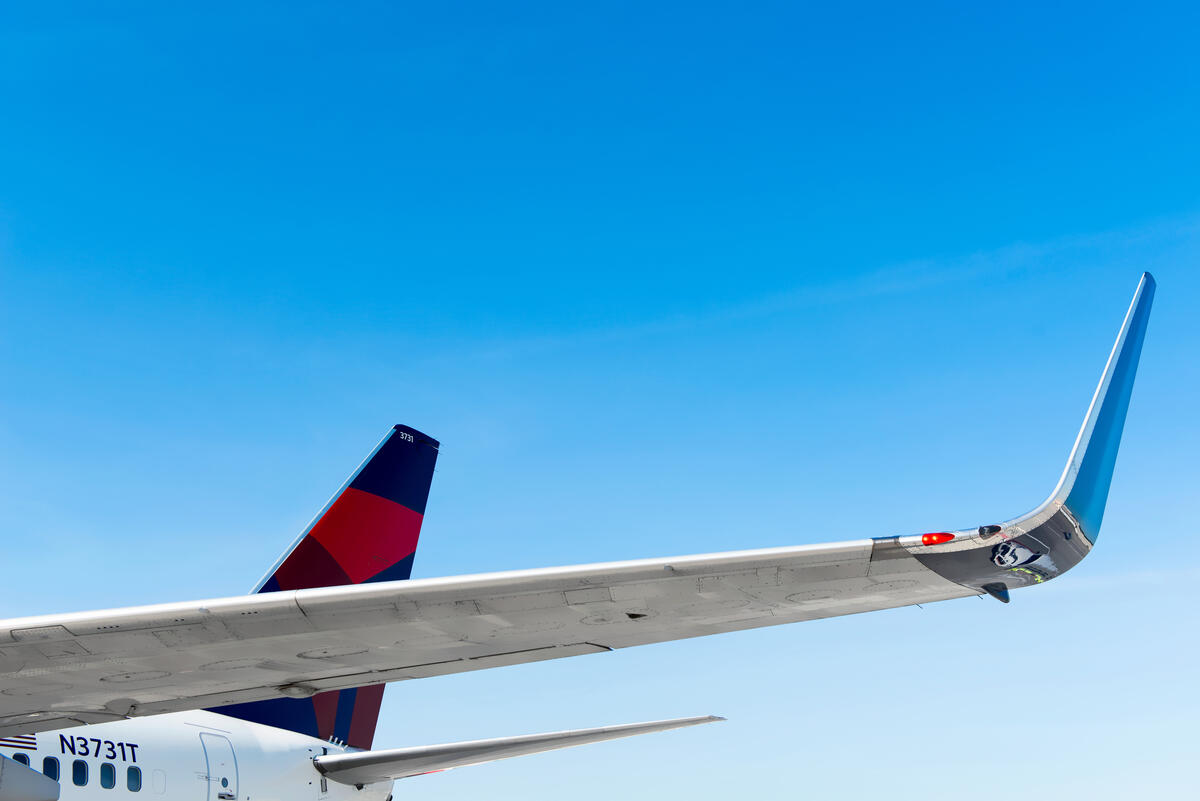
[{"x1": 920, "y1": 532, "x2": 955, "y2": 546}]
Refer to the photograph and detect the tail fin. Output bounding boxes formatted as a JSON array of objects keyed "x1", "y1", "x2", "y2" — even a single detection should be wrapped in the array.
[
  {"x1": 212, "y1": 424, "x2": 439, "y2": 748},
  {"x1": 255, "y1": 424, "x2": 440, "y2": 592}
]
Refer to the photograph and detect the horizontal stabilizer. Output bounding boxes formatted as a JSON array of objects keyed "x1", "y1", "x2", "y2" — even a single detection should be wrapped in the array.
[
  {"x1": 0, "y1": 754, "x2": 60, "y2": 801},
  {"x1": 313, "y1": 715, "x2": 722, "y2": 785}
]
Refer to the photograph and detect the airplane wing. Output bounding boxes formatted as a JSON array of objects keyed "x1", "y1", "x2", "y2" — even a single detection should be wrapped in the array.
[
  {"x1": 314, "y1": 716, "x2": 721, "y2": 784},
  {"x1": 0, "y1": 274, "x2": 1155, "y2": 737}
]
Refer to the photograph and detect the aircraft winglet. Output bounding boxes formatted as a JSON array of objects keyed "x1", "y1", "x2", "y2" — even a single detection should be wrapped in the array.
[
  {"x1": 909, "y1": 273, "x2": 1155, "y2": 596},
  {"x1": 1055, "y1": 271, "x2": 1156, "y2": 542}
]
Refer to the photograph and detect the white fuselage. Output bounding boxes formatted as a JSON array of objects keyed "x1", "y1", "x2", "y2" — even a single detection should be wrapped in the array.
[{"x1": 1, "y1": 713, "x2": 390, "y2": 801}]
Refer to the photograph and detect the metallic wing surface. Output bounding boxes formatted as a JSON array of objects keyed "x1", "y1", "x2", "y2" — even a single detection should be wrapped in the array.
[
  {"x1": 0, "y1": 274, "x2": 1154, "y2": 737},
  {"x1": 314, "y1": 716, "x2": 721, "y2": 784}
]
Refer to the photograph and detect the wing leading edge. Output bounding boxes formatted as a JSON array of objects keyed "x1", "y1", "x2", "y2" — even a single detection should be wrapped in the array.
[{"x1": 0, "y1": 275, "x2": 1154, "y2": 736}]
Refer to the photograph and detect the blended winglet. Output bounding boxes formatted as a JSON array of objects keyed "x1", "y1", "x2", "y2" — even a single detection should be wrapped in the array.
[
  {"x1": 1053, "y1": 272, "x2": 1156, "y2": 542},
  {"x1": 911, "y1": 274, "x2": 1155, "y2": 595},
  {"x1": 314, "y1": 716, "x2": 723, "y2": 785}
]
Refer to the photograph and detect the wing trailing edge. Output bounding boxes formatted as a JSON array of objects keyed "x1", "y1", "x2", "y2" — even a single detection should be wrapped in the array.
[{"x1": 313, "y1": 716, "x2": 723, "y2": 785}]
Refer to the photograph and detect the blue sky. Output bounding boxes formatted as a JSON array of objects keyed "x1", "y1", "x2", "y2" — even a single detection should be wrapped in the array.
[{"x1": 3, "y1": 2, "x2": 1199, "y2": 798}]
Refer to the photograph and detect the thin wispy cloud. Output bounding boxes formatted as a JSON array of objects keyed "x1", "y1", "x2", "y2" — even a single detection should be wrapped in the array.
[{"x1": 462, "y1": 212, "x2": 1200, "y2": 361}]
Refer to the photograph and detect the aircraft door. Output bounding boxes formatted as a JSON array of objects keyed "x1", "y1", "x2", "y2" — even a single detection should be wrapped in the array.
[{"x1": 199, "y1": 733, "x2": 239, "y2": 801}]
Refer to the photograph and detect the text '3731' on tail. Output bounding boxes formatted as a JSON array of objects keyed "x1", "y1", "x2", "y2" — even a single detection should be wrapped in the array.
[{"x1": 210, "y1": 425, "x2": 439, "y2": 748}]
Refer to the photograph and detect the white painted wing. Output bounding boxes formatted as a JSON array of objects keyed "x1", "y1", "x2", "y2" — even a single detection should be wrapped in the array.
[
  {"x1": 0, "y1": 538, "x2": 972, "y2": 735},
  {"x1": 314, "y1": 716, "x2": 722, "y2": 784},
  {"x1": 0, "y1": 273, "x2": 1154, "y2": 736}
]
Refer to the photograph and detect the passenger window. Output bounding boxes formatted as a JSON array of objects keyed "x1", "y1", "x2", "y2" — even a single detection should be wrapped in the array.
[
  {"x1": 43, "y1": 757, "x2": 59, "y2": 781},
  {"x1": 13, "y1": 753, "x2": 29, "y2": 765},
  {"x1": 73, "y1": 759, "x2": 88, "y2": 786},
  {"x1": 127, "y1": 766, "x2": 143, "y2": 792},
  {"x1": 101, "y1": 763, "x2": 116, "y2": 789}
]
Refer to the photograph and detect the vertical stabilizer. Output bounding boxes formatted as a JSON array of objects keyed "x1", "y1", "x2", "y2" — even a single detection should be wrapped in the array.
[{"x1": 211, "y1": 425, "x2": 439, "y2": 747}]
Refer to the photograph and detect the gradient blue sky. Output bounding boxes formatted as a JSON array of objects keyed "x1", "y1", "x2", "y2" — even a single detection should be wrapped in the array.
[{"x1": 3, "y1": 3, "x2": 1199, "y2": 798}]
